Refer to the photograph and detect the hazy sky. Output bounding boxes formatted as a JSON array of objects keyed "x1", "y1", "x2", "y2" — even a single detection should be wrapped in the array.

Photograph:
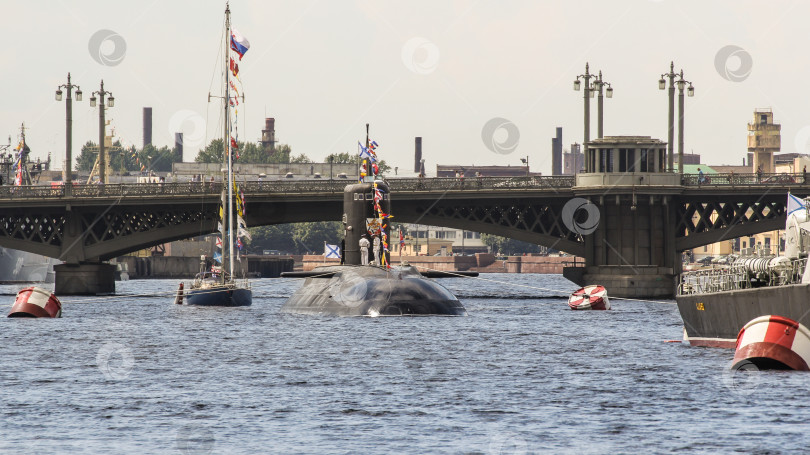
[{"x1": 3, "y1": 0, "x2": 808, "y2": 175}]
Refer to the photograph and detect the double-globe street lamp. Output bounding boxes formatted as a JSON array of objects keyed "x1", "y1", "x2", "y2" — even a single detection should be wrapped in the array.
[
  {"x1": 574, "y1": 63, "x2": 613, "y2": 172},
  {"x1": 89, "y1": 80, "x2": 114, "y2": 184},
  {"x1": 55, "y1": 73, "x2": 82, "y2": 186},
  {"x1": 659, "y1": 62, "x2": 694, "y2": 174}
]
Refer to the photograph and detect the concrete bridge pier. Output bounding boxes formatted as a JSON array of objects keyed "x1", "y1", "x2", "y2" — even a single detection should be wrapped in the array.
[
  {"x1": 563, "y1": 194, "x2": 679, "y2": 299},
  {"x1": 54, "y1": 262, "x2": 116, "y2": 295},
  {"x1": 563, "y1": 136, "x2": 681, "y2": 299}
]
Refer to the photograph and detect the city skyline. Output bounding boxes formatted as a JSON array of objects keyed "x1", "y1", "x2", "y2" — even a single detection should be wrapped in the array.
[{"x1": 3, "y1": 0, "x2": 807, "y2": 174}]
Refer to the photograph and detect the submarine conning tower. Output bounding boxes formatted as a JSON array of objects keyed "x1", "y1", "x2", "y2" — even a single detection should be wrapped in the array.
[{"x1": 343, "y1": 181, "x2": 391, "y2": 265}]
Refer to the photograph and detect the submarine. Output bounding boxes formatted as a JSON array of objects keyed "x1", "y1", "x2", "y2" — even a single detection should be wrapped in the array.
[{"x1": 280, "y1": 180, "x2": 474, "y2": 316}]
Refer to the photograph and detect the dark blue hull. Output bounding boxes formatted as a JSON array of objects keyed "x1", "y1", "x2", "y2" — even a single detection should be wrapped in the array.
[{"x1": 185, "y1": 286, "x2": 252, "y2": 307}]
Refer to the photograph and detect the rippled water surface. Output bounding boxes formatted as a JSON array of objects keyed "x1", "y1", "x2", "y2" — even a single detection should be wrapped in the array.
[{"x1": 1, "y1": 274, "x2": 808, "y2": 454}]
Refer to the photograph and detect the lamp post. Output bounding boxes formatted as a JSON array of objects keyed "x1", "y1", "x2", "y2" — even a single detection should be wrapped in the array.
[
  {"x1": 55, "y1": 73, "x2": 82, "y2": 185},
  {"x1": 574, "y1": 63, "x2": 595, "y2": 170},
  {"x1": 521, "y1": 156, "x2": 529, "y2": 176},
  {"x1": 591, "y1": 71, "x2": 613, "y2": 139},
  {"x1": 659, "y1": 63, "x2": 694, "y2": 174},
  {"x1": 90, "y1": 80, "x2": 114, "y2": 184}
]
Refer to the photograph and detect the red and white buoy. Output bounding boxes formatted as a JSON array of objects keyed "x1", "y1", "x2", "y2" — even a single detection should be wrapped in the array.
[
  {"x1": 8, "y1": 286, "x2": 62, "y2": 318},
  {"x1": 568, "y1": 285, "x2": 610, "y2": 310},
  {"x1": 732, "y1": 315, "x2": 810, "y2": 371}
]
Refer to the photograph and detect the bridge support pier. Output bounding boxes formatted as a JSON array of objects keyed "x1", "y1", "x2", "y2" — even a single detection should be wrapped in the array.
[
  {"x1": 54, "y1": 263, "x2": 116, "y2": 295},
  {"x1": 564, "y1": 192, "x2": 679, "y2": 299}
]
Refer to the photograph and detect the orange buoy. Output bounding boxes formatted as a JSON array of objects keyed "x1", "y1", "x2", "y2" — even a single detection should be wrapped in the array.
[
  {"x1": 9, "y1": 286, "x2": 62, "y2": 318},
  {"x1": 174, "y1": 282, "x2": 184, "y2": 305}
]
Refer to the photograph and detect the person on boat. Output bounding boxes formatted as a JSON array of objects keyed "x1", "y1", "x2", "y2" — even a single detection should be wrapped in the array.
[
  {"x1": 359, "y1": 235, "x2": 370, "y2": 265},
  {"x1": 373, "y1": 235, "x2": 381, "y2": 265}
]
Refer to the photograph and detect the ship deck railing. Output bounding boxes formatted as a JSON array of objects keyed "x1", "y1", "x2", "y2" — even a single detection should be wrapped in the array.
[{"x1": 678, "y1": 257, "x2": 808, "y2": 295}]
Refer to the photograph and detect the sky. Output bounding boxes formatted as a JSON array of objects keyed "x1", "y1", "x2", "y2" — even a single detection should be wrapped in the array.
[{"x1": 3, "y1": 0, "x2": 809, "y2": 176}]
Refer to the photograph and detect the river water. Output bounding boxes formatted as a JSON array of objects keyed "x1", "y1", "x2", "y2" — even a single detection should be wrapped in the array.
[{"x1": 1, "y1": 273, "x2": 807, "y2": 454}]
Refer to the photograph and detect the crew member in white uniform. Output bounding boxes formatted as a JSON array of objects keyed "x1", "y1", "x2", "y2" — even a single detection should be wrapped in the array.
[
  {"x1": 359, "y1": 236, "x2": 370, "y2": 265},
  {"x1": 373, "y1": 236, "x2": 381, "y2": 265}
]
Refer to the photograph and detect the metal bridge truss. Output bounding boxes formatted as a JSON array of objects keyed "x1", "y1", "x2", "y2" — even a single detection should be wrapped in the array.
[{"x1": 675, "y1": 197, "x2": 786, "y2": 251}]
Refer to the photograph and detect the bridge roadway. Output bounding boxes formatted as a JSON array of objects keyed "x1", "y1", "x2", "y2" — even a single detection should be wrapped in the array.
[{"x1": 0, "y1": 173, "x2": 807, "y2": 295}]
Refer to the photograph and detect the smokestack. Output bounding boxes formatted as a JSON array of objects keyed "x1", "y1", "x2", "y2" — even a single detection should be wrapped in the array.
[
  {"x1": 174, "y1": 133, "x2": 183, "y2": 161},
  {"x1": 143, "y1": 107, "x2": 152, "y2": 148},
  {"x1": 261, "y1": 117, "x2": 276, "y2": 149},
  {"x1": 552, "y1": 127, "x2": 562, "y2": 176},
  {"x1": 414, "y1": 137, "x2": 422, "y2": 173}
]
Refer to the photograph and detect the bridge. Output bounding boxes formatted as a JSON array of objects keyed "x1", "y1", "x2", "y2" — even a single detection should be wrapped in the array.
[{"x1": 1, "y1": 173, "x2": 807, "y2": 296}]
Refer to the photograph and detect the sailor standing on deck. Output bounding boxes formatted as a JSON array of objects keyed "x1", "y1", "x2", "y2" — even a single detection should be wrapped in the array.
[
  {"x1": 373, "y1": 235, "x2": 381, "y2": 265},
  {"x1": 359, "y1": 235, "x2": 370, "y2": 265}
]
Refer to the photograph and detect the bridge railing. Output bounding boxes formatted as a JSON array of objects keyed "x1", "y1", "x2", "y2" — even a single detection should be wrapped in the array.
[
  {"x1": 0, "y1": 176, "x2": 578, "y2": 199},
  {"x1": 681, "y1": 172, "x2": 807, "y2": 186},
  {"x1": 384, "y1": 176, "x2": 577, "y2": 192},
  {"x1": 0, "y1": 182, "x2": 224, "y2": 199}
]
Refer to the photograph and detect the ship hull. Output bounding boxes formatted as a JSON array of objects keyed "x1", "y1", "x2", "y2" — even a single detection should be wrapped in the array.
[
  {"x1": 185, "y1": 286, "x2": 252, "y2": 307},
  {"x1": 281, "y1": 265, "x2": 467, "y2": 316},
  {"x1": 0, "y1": 247, "x2": 58, "y2": 283},
  {"x1": 675, "y1": 283, "x2": 810, "y2": 348}
]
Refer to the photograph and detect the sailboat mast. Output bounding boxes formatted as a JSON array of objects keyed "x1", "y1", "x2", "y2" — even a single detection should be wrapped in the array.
[{"x1": 225, "y1": 3, "x2": 235, "y2": 279}]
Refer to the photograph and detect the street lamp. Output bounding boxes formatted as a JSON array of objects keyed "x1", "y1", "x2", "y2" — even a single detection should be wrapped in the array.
[
  {"x1": 90, "y1": 80, "x2": 114, "y2": 184},
  {"x1": 520, "y1": 156, "x2": 529, "y2": 176},
  {"x1": 659, "y1": 62, "x2": 694, "y2": 174},
  {"x1": 56, "y1": 73, "x2": 82, "y2": 185},
  {"x1": 591, "y1": 70, "x2": 613, "y2": 139},
  {"x1": 573, "y1": 63, "x2": 595, "y2": 156}
]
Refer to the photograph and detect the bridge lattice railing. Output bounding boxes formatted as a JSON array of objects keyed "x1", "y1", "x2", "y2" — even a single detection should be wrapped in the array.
[{"x1": 0, "y1": 176, "x2": 577, "y2": 199}]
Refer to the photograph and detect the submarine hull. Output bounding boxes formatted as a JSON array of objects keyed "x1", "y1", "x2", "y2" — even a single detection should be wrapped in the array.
[{"x1": 281, "y1": 265, "x2": 467, "y2": 316}]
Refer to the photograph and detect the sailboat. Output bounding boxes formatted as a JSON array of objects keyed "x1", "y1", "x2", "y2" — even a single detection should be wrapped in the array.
[{"x1": 183, "y1": 3, "x2": 252, "y2": 307}]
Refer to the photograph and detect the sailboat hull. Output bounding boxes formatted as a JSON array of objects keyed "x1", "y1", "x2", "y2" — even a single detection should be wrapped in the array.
[{"x1": 185, "y1": 286, "x2": 252, "y2": 307}]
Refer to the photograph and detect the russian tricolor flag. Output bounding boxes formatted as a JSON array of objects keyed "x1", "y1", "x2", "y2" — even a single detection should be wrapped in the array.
[{"x1": 230, "y1": 29, "x2": 250, "y2": 60}]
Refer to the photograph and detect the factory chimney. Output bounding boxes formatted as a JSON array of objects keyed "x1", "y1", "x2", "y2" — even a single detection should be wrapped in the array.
[
  {"x1": 174, "y1": 133, "x2": 183, "y2": 162},
  {"x1": 414, "y1": 137, "x2": 422, "y2": 173},
  {"x1": 143, "y1": 107, "x2": 152, "y2": 148}
]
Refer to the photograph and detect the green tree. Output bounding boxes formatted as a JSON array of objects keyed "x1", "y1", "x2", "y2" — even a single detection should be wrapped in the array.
[
  {"x1": 74, "y1": 141, "x2": 182, "y2": 174},
  {"x1": 247, "y1": 224, "x2": 296, "y2": 254},
  {"x1": 195, "y1": 139, "x2": 296, "y2": 165},
  {"x1": 246, "y1": 221, "x2": 344, "y2": 254},
  {"x1": 75, "y1": 141, "x2": 98, "y2": 172},
  {"x1": 195, "y1": 139, "x2": 225, "y2": 164},
  {"x1": 290, "y1": 153, "x2": 312, "y2": 164},
  {"x1": 325, "y1": 152, "x2": 391, "y2": 177},
  {"x1": 293, "y1": 221, "x2": 343, "y2": 254},
  {"x1": 481, "y1": 234, "x2": 541, "y2": 256}
]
